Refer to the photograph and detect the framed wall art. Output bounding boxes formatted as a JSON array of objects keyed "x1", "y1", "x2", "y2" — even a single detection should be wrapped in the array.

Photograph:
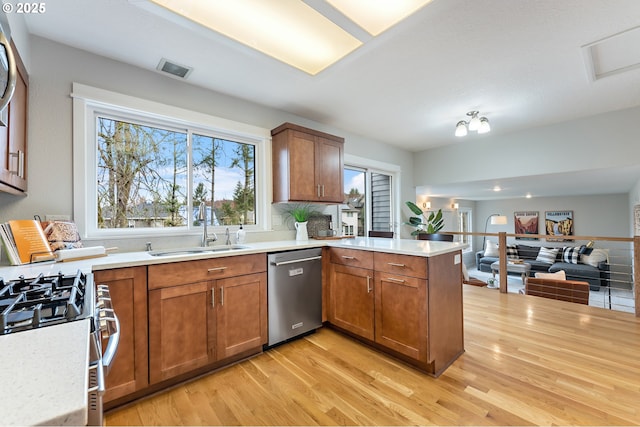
[
  {"x1": 514, "y1": 211, "x2": 538, "y2": 240},
  {"x1": 545, "y1": 210, "x2": 573, "y2": 241}
]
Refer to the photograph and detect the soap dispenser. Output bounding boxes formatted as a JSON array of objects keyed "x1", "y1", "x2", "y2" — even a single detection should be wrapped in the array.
[{"x1": 236, "y1": 224, "x2": 246, "y2": 244}]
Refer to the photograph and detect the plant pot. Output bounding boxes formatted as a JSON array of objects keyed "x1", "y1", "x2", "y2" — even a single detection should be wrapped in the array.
[{"x1": 294, "y1": 221, "x2": 309, "y2": 241}]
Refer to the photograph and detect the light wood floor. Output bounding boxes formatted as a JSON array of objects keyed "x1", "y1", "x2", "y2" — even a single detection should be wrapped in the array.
[{"x1": 106, "y1": 285, "x2": 640, "y2": 426}]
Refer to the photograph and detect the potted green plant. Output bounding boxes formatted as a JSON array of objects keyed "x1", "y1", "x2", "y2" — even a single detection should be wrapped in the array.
[
  {"x1": 405, "y1": 201, "x2": 444, "y2": 236},
  {"x1": 281, "y1": 203, "x2": 319, "y2": 240}
]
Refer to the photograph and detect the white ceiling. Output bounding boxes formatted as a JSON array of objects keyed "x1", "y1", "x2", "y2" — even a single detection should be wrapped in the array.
[{"x1": 20, "y1": 0, "x2": 640, "y2": 200}]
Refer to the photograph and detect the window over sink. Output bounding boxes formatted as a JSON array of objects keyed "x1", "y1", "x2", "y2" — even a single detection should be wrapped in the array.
[{"x1": 72, "y1": 83, "x2": 269, "y2": 239}]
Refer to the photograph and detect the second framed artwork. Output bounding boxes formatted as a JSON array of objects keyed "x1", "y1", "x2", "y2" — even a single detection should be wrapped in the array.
[
  {"x1": 514, "y1": 211, "x2": 539, "y2": 240},
  {"x1": 545, "y1": 210, "x2": 574, "y2": 241}
]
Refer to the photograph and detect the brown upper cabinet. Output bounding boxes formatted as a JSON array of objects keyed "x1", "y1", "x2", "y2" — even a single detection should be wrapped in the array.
[
  {"x1": 271, "y1": 123, "x2": 344, "y2": 203},
  {"x1": 0, "y1": 41, "x2": 28, "y2": 194}
]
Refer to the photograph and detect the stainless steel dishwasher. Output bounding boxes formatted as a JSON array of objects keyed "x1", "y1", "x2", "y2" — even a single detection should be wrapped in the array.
[{"x1": 267, "y1": 248, "x2": 323, "y2": 347}]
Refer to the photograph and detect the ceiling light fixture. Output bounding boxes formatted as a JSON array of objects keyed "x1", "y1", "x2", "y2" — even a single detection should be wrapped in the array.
[
  {"x1": 326, "y1": 0, "x2": 433, "y2": 36},
  {"x1": 147, "y1": 0, "x2": 432, "y2": 75},
  {"x1": 454, "y1": 111, "x2": 491, "y2": 137},
  {"x1": 148, "y1": 0, "x2": 362, "y2": 75}
]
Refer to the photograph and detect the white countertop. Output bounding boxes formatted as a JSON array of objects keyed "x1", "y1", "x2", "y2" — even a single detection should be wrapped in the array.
[
  {"x1": 0, "y1": 237, "x2": 465, "y2": 426},
  {"x1": 0, "y1": 237, "x2": 467, "y2": 278},
  {"x1": 0, "y1": 319, "x2": 90, "y2": 426}
]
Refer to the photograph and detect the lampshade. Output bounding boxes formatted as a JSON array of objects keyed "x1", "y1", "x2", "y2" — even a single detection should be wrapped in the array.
[
  {"x1": 468, "y1": 112, "x2": 481, "y2": 131},
  {"x1": 477, "y1": 117, "x2": 491, "y2": 134},
  {"x1": 490, "y1": 215, "x2": 508, "y2": 225},
  {"x1": 455, "y1": 121, "x2": 468, "y2": 137}
]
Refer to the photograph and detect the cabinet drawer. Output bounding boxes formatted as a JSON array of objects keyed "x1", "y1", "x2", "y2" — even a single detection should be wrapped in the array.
[
  {"x1": 373, "y1": 252, "x2": 427, "y2": 279},
  {"x1": 329, "y1": 248, "x2": 373, "y2": 269},
  {"x1": 148, "y1": 253, "x2": 267, "y2": 289}
]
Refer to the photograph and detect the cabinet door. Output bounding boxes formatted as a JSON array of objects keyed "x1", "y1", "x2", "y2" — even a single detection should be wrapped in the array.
[
  {"x1": 328, "y1": 263, "x2": 374, "y2": 340},
  {"x1": 288, "y1": 130, "x2": 318, "y2": 201},
  {"x1": 149, "y1": 282, "x2": 213, "y2": 384},
  {"x1": 94, "y1": 267, "x2": 149, "y2": 403},
  {"x1": 216, "y1": 272, "x2": 267, "y2": 359},
  {"x1": 0, "y1": 42, "x2": 27, "y2": 193},
  {"x1": 374, "y1": 272, "x2": 428, "y2": 361},
  {"x1": 315, "y1": 136, "x2": 343, "y2": 202}
]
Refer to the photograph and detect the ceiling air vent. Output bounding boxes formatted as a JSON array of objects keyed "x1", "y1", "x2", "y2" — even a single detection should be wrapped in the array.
[{"x1": 156, "y1": 58, "x2": 193, "y2": 79}]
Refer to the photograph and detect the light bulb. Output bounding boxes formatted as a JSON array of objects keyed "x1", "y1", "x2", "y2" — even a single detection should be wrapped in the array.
[
  {"x1": 478, "y1": 117, "x2": 491, "y2": 134},
  {"x1": 468, "y1": 113, "x2": 481, "y2": 131},
  {"x1": 455, "y1": 121, "x2": 468, "y2": 137}
]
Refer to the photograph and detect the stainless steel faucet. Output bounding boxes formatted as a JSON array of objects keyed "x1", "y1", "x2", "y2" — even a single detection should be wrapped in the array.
[
  {"x1": 225, "y1": 227, "x2": 231, "y2": 246},
  {"x1": 198, "y1": 202, "x2": 217, "y2": 247}
]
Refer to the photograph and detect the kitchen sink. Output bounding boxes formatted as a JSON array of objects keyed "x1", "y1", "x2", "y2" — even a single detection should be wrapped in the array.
[{"x1": 148, "y1": 245, "x2": 250, "y2": 257}]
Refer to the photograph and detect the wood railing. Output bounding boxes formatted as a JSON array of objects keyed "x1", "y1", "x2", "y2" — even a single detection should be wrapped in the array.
[{"x1": 445, "y1": 231, "x2": 638, "y2": 317}]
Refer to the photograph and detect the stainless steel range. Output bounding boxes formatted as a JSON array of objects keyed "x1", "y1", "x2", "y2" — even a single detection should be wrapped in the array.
[{"x1": 0, "y1": 270, "x2": 119, "y2": 426}]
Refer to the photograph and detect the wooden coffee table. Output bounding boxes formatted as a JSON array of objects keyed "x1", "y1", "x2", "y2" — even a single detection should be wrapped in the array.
[{"x1": 491, "y1": 261, "x2": 531, "y2": 285}]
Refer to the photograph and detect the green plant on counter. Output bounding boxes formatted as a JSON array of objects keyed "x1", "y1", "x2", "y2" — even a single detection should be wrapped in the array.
[
  {"x1": 281, "y1": 203, "x2": 320, "y2": 223},
  {"x1": 404, "y1": 201, "x2": 444, "y2": 235}
]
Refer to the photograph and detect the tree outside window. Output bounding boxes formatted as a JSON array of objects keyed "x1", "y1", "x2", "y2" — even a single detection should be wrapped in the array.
[{"x1": 97, "y1": 117, "x2": 255, "y2": 230}]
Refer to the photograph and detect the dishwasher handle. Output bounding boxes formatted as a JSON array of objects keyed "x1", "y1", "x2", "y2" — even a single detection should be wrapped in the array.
[{"x1": 272, "y1": 255, "x2": 322, "y2": 267}]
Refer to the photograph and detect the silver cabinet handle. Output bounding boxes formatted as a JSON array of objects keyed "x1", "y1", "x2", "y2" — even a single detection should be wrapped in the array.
[
  {"x1": 273, "y1": 255, "x2": 322, "y2": 266},
  {"x1": 341, "y1": 255, "x2": 355, "y2": 260},
  {"x1": 207, "y1": 266, "x2": 227, "y2": 273},
  {"x1": 321, "y1": 185, "x2": 325, "y2": 197},
  {"x1": 387, "y1": 262, "x2": 406, "y2": 268},
  {"x1": 366, "y1": 275, "x2": 372, "y2": 293},
  {"x1": 211, "y1": 288, "x2": 215, "y2": 307},
  {"x1": 317, "y1": 184, "x2": 321, "y2": 197},
  {"x1": 9, "y1": 151, "x2": 24, "y2": 178},
  {"x1": 220, "y1": 287, "x2": 224, "y2": 306},
  {"x1": 385, "y1": 277, "x2": 406, "y2": 284}
]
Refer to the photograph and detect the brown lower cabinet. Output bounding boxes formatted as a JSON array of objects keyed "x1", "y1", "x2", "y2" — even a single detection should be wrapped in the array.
[
  {"x1": 148, "y1": 254, "x2": 267, "y2": 384},
  {"x1": 93, "y1": 267, "x2": 149, "y2": 403},
  {"x1": 328, "y1": 247, "x2": 463, "y2": 376},
  {"x1": 98, "y1": 247, "x2": 460, "y2": 407}
]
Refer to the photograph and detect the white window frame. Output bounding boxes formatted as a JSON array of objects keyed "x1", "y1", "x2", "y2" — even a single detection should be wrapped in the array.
[
  {"x1": 457, "y1": 207, "x2": 473, "y2": 253},
  {"x1": 71, "y1": 83, "x2": 271, "y2": 240},
  {"x1": 342, "y1": 154, "x2": 401, "y2": 237}
]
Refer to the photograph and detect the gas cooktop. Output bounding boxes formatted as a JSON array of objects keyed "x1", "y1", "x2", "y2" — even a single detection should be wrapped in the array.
[{"x1": 0, "y1": 270, "x2": 92, "y2": 335}]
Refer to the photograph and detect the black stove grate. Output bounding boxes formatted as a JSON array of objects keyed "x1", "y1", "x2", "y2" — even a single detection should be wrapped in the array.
[{"x1": 0, "y1": 270, "x2": 88, "y2": 335}]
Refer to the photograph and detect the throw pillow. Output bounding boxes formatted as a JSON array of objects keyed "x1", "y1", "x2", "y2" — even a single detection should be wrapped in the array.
[
  {"x1": 562, "y1": 246, "x2": 581, "y2": 264},
  {"x1": 536, "y1": 247, "x2": 559, "y2": 264},
  {"x1": 506, "y1": 244, "x2": 519, "y2": 260},
  {"x1": 484, "y1": 240, "x2": 499, "y2": 257},
  {"x1": 534, "y1": 270, "x2": 566, "y2": 280},
  {"x1": 581, "y1": 248, "x2": 609, "y2": 268}
]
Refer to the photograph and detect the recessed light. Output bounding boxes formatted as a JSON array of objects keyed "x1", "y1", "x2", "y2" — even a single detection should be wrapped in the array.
[
  {"x1": 493, "y1": 186, "x2": 501, "y2": 192},
  {"x1": 525, "y1": 193, "x2": 532, "y2": 198}
]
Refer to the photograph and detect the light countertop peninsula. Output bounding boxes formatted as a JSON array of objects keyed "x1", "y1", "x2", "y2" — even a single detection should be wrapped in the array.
[
  {"x1": 0, "y1": 237, "x2": 467, "y2": 278},
  {"x1": 0, "y1": 237, "x2": 465, "y2": 425}
]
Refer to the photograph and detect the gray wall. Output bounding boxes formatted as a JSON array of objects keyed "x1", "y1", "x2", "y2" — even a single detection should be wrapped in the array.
[
  {"x1": 411, "y1": 103, "x2": 640, "y2": 256},
  {"x1": 474, "y1": 193, "x2": 629, "y2": 249},
  {"x1": 0, "y1": 36, "x2": 416, "y2": 248},
  {"x1": 412, "y1": 106, "x2": 640, "y2": 187}
]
